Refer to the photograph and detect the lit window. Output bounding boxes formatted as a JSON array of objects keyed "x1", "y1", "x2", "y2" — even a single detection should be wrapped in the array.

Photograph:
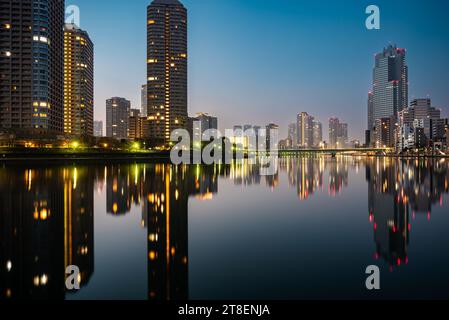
[{"x1": 148, "y1": 20, "x2": 156, "y2": 25}]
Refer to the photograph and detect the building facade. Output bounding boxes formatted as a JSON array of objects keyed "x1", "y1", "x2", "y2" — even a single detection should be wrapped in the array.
[
  {"x1": 128, "y1": 109, "x2": 141, "y2": 140},
  {"x1": 367, "y1": 91, "x2": 374, "y2": 133},
  {"x1": 329, "y1": 117, "x2": 348, "y2": 148},
  {"x1": 93, "y1": 120, "x2": 103, "y2": 137},
  {"x1": 147, "y1": 0, "x2": 188, "y2": 144},
  {"x1": 188, "y1": 113, "x2": 218, "y2": 142},
  {"x1": 397, "y1": 98, "x2": 447, "y2": 150},
  {"x1": 369, "y1": 45, "x2": 408, "y2": 146},
  {"x1": 63, "y1": 23, "x2": 94, "y2": 136},
  {"x1": 374, "y1": 117, "x2": 395, "y2": 148},
  {"x1": 372, "y1": 45, "x2": 408, "y2": 122},
  {"x1": 266, "y1": 123, "x2": 279, "y2": 151},
  {"x1": 0, "y1": 0, "x2": 65, "y2": 133},
  {"x1": 106, "y1": 97, "x2": 130, "y2": 140},
  {"x1": 297, "y1": 112, "x2": 314, "y2": 148},
  {"x1": 288, "y1": 123, "x2": 297, "y2": 148},
  {"x1": 312, "y1": 121, "x2": 323, "y2": 147},
  {"x1": 141, "y1": 84, "x2": 147, "y2": 117}
]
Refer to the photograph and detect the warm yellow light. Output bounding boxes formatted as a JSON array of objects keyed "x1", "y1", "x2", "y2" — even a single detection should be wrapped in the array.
[
  {"x1": 40, "y1": 209, "x2": 48, "y2": 220},
  {"x1": 149, "y1": 251, "x2": 157, "y2": 260},
  {"x1": 40, "y1": 274, "x2": 48, "y2": 285},
  {"x1": 132, "y1": 142, "x2": 140, "y2": 150}
]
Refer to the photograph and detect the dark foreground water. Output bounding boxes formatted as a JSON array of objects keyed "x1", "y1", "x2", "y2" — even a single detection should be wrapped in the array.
[{"x1": 1, "y1": 156, "x2": 449, "y2": 300}]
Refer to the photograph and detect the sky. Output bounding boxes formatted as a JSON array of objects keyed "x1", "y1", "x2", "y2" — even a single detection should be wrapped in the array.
[{"x1": 66, "y1": 0, "x2": 449, "y2": 140}]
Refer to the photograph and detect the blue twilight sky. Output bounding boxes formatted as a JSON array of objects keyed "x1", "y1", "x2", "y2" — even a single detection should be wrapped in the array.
[{"x1": 66, "y1": 0, "x2": 449, "y2": 140}]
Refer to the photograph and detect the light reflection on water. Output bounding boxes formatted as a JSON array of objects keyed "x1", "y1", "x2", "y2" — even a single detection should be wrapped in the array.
[{"x1": 0, "y1": 156, "x2": 448, "y2": 300}]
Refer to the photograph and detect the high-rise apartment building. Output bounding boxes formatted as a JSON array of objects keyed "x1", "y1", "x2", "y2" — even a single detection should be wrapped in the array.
[
  {"x1": 329, "y1": 118, "x2": 348, "y2": 148},
  {"x1": 297, "y1": 112, "x2": 314, "y2": 148},
  {"x1": 147, "y1": 0, "x2": 188, "y2": 144},
  {"x1": 106, "y1": 97, "x2": 130, "y2": 140},
  {"x1": 0, "y1": 0, "x2": 65, "y2": 133},
  {"x1": 63, "y1": 23, "x2": 94, "y2": 136}
]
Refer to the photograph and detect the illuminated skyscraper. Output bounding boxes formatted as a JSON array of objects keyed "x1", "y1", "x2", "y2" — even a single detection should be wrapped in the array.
[
  {"x1": 0, "y1": 0, "x2": 65, "y2": 133},
  {"x1": 370, "y1": 45, "x2": 408, "y2": 128},
  {"x1": 63, "y1": 23, "x2": 94, "y2": 136},
  {"x1": 147, "y1": 0, "x2": 188, "y2": 144}
]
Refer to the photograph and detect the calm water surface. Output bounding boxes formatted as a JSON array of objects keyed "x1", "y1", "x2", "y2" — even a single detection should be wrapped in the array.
[{"x1": 1, "y1": 157, "x2": 449, "y2": 300}]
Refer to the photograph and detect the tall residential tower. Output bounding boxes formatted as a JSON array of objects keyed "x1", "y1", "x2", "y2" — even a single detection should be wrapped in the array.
[
  {"x1": 63, "y1": 23, "x2": 94, "y2": 136},
  {"x1": 146, "y1": 0, "x2": 188, "y2": 144},
  {"x1": 0, "y1": 0, "x2": 65, "y2": 133}
]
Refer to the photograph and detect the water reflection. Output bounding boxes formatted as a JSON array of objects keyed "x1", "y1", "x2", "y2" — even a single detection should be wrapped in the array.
[
  {"x1": 0, "y1": 157, "x2": 448, "y2": 300},
  {"x1": 366, "y1": 158, "x2": 449, "y2": 270},
  {"x1": 0, "y1": 167, "x2": 94, "y2": 299}
]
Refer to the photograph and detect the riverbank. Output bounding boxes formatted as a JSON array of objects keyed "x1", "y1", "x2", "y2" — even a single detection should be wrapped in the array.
[{"x1": 0, "y1": 148, "x2": 171, "y2": 164}]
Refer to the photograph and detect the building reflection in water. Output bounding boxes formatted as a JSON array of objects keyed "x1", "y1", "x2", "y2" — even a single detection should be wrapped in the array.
[
  {"x1": 0, "y1": 166, "x2": 94, "y2": 300},
  {"x1": 0, "y1": 157, "x2": 448, "y2": 300},
  {"x1": 145, "y1": 164, "x2": 218, "y2": 300},
  {"x1": 366, "y1": 158, "x2": 449, "y2": 269},
  {"x1": 92, "y1": 163, "x2": 220, "y2": 301}
]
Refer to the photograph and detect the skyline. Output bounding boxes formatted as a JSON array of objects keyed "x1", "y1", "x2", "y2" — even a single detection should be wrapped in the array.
[
  {"x1": 67, "y1": 0, "x2": 449, "y2": 140},
  {"x1": 2, "y1": 0, "x2": 449, "y2": 303}
]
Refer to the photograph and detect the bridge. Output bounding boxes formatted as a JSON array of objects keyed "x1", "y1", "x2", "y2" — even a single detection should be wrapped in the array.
[{"x1": 277, "y1": 148, "x2": 391, "y2": 157}]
